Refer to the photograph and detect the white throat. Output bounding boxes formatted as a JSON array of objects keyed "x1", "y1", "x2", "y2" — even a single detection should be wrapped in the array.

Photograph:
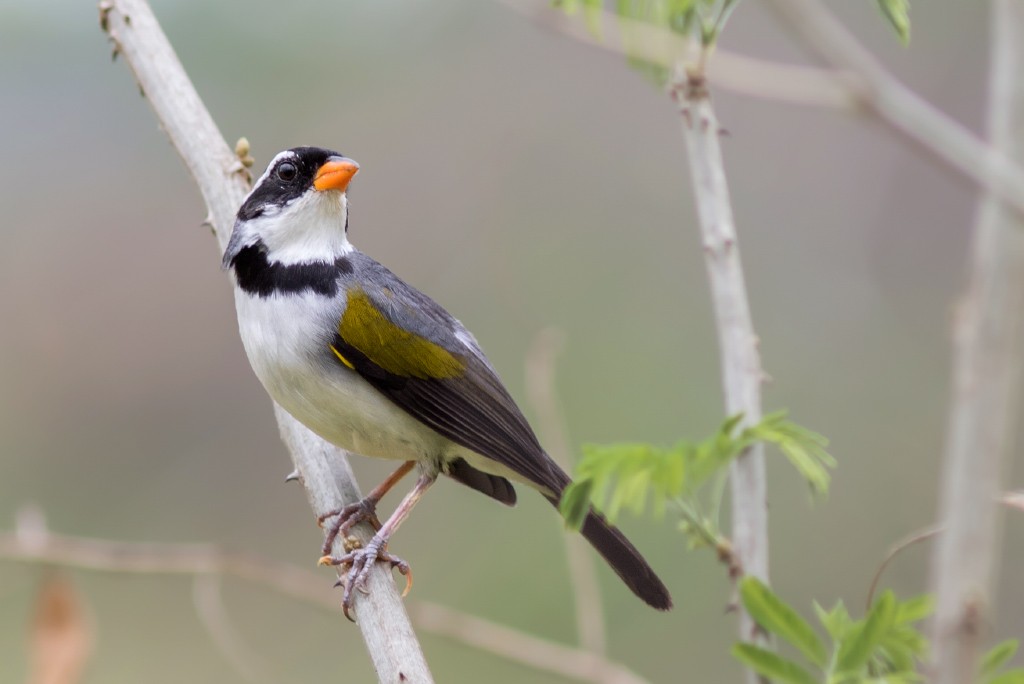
[{"x1": 249, "y1": 190, "x2": 354, "y2": 264}]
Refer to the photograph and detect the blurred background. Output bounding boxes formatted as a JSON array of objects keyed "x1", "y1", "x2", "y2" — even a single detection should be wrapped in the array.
[{"x1": 1, "y1": 0, "x2": 1020, "y2": 681}]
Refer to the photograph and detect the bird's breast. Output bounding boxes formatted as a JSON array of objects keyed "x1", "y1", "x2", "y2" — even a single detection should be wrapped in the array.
[{"x1": 232, "y1": 289, "x2": 444, "y2": 462}]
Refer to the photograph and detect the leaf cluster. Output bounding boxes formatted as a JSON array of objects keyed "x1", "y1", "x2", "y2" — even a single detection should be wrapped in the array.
[
  {"x1": 736, "y1": 578, "x2": 931, "y2": 683},
  {"x1": 560, "y1": 411, "x2": 835, "y2": 544},
  {"x1": 734, "y1": 578, "x2": 1024, "y2": 683}
]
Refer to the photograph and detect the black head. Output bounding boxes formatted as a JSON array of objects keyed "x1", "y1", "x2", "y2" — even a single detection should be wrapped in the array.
[
  {"x1": 223, "y1": 147, "x2": 360, "y2": 269},
  {"x1": 237, "y1": 147, "x2": 356, "y2": 222}
]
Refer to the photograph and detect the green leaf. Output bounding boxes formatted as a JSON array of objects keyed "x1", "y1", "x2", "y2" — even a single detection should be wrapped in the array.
[
  {"x1": 877, "y1": 623, "x2": 929, "y2": 670},
  {"x1": 559, "y1": 478, "x2": 593, "y2": 531},
  {"x1": 721, "y1": 411, "x2": 745, "y2": 436},
  {"x1": 581, "y1": 0, "x2": 603, "y2": 38},
  {"x1": 732, "y1": 644, "x2": 819, "y2": 684},
  {"x1": 875, "y1": 0, "x2": 910, "y2": 44},
  {"x1": 780, "y1": 439, "x2": 832, "y2": 494},
  {"x1": 894, "y1": 594, "x2": 934, "y2": 624},
  {"x1": 814, "y1": 600, "x2": 852, "y2": 641},
  {"x1": 744, "y1": 412, "x2": 836, "y2": 496},
  {"x1": 739, "y1": 577, "x2": 828, "y2": 668},
  {"x1": 982, "y1": 640, "x2": 1020, "y2": 678},
  {"x1": 836, "y1": 591, "x2": 896, "y2": 673},
  {"x1": 988, "y1": 672, "x2": 1024, "y2": 684}
]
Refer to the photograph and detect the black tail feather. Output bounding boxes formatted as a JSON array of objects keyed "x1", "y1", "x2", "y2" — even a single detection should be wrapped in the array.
[{"x1": 544, "y1": 494, "x2": 672, "y2": 610}]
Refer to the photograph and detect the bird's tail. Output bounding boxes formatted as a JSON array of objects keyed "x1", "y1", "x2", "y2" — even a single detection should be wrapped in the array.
[{"x1": 543, "y1": 490, "x2": 673, "y2": 610}]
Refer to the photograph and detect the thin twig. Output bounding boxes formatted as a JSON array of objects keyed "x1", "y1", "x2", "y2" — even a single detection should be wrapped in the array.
[
  {"x1": 865, "y1": 525, "x2": 942, "y2": 610},
  {"x1": 192, "y1": 576, "x2": 266, "y2": 683},
  {"x1": 0, "y1": 520, "x2": 648, "y2": 684},
  {"x1": 1001, "y1": 490, "x2": 1024, "y2": 512},
  {"x1": 499, "y1": 0, "x2": 854, "y2": 108},
  {"x1": 674, "y1": 68, "x2": 769, "y2": 684},
  {"x1": 760, "y1": 0, "x2": 1024, "y2": 220},
  {"x1": 97, "y1": 1, "x2": 432, "y2": 680},
  {"x1": 927, "y1": 2, "x2": 1024, "y2": 681},
  {"x1": 524, "y1": 327, "x2": 607, "y2": 656}
]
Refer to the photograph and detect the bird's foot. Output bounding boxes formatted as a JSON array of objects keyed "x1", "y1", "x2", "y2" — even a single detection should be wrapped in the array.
[
  {"x1": 317, "y1": 498, "x2": 381, "y2": 555},
  {"x1": 319, "y1": 536, "x2": 413, "y2": 621}
]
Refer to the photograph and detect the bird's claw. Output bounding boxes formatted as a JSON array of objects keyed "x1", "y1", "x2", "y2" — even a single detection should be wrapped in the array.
[
  {"x1": 320, "y1": 540, "x2": 412, "y2": 621},
  {"x1": 317, "y1": 499, "x2": 382, "y2": 554}
]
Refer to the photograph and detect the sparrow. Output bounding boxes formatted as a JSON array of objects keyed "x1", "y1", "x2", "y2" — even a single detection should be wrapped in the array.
[{"x1": 223, "y1": 146, "x2": 672, "y2": 614}]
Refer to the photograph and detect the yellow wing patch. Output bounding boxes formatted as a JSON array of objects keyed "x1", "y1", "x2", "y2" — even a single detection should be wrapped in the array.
[{"x1": 338, "y1": 290, "x2": 465, "y2": 380}]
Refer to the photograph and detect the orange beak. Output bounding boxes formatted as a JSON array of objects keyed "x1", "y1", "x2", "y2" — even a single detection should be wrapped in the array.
[{"x1": 313, "y1": 157, "x2": 359, "y2": 192}]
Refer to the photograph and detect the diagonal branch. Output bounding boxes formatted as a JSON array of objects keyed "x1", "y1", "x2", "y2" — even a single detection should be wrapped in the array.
[
  {"x1": 97, "y1": 1, "x2": 432, "y2": 681},
  {"x1": 760, "y1": 0, "x2": 1024, "y2": 220}
]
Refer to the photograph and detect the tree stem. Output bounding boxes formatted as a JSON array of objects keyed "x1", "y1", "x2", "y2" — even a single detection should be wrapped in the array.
[
  {"x1": 675, "y1": 70, "x2": 770, "y2": 684},
  {"x1": 929, "y1": 1, "x2": 1024, "y2": 680}
]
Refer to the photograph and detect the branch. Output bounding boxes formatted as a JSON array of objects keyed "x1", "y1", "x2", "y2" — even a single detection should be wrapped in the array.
[
  {"x1": 510, "y1": 0, "x2": 1024, "y2": 221},
  {"x1": 524, "y1": 328, "x2": 607, "y2": 655},
  {"x1": 97, "y1": 1, "x2": 432, "y2": 681},
  {"x1": 0, "y1": 519, "x2": 649, "y2": 684},
  {"x1": 760, "y1": 0, "x2": 1024, "y2": 220},
  {"x1": 673, "y1": 70, "x2": 769, "y2": 683},
  {"x1": 499, "y1": 0, "x2": 854, "y2": 109},
  {"x1": 929, "y1": 2, "x2": 1024, "y2": 679}
]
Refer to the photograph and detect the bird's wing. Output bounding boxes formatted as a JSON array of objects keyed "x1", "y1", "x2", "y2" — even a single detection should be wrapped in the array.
[{"x1": 328, "y1": 278, "x2": 562, "y2": 494}]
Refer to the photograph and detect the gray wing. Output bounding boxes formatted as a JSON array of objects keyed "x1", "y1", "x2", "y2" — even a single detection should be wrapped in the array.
[{"x1": 331, "y1": 258, "x2": 564, "y2": 495}]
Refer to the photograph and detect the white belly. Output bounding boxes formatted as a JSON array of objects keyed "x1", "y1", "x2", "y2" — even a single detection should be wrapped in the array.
[{"x1": 233, "y1": 289, "x2": 446, "y2": 462}]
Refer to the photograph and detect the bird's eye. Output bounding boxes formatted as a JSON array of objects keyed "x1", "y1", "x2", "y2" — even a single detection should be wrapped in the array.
[{"x1": 277, "y1": 162, "x2": 297, "y2": 181}]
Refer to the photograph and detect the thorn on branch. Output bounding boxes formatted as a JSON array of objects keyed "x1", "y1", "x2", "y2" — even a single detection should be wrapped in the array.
[
  {"x1": 98, "y1": 1, "x2": 113, "y2": 32},
  {"x1": 684, "y1": 70, "x2": 709, "y2": 99},
  {"x1": 959, "y1": 596, "x2": 984, "y2": 637}
]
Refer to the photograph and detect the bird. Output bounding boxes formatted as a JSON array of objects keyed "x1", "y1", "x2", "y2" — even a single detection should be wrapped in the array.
[{"x1": 223, "y1": 146, "x2": 672, "y2": 614}]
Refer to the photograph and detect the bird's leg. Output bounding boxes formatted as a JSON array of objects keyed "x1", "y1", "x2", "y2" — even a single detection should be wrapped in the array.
[
  {"x1": 318, "y1": 460, "x2": 416, "y2": 554},
  {"x1": 319, "y1": 471, "x2": 436, "y2": 620}
]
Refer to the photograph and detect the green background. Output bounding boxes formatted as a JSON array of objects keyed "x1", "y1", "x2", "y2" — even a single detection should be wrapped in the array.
[{"x1": 1, "y1": 0, "x2": 1020, "y2": 681}]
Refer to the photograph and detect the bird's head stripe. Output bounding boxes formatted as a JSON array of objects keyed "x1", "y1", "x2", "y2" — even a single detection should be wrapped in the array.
[{"x1": 338, "y1": 291, "x2": 464, "y2": 379}]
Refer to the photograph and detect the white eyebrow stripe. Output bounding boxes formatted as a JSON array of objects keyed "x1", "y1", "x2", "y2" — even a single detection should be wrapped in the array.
[{"x1": 251, "y1": 149, "x2": 299, "y2": 190}]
